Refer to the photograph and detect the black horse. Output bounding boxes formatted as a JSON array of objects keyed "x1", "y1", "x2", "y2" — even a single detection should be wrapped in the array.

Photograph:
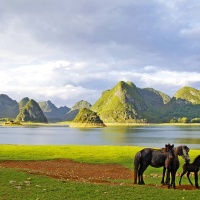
[
  {"x1": 179, "y1": 155, "x2": 200, "y2": 189},
  {"x1": 161, "y1": 145, "x2": 190, "y2": 185},
  {"x1": 134, "y1": 144, "x2": 174, "y2": 185},
  {"x1": 164, "y1": 148, "x2": 177, "y2": 189}
]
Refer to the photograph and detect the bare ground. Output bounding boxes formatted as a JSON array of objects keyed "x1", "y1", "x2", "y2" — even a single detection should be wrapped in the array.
[{"x1": 0, "y1": 159, "x2": 198, "y2": 190}]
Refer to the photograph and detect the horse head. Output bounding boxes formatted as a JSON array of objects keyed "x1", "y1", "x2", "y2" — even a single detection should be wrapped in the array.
[
  {"x1": 182, "y1": 145, "x2": 190, "y2": 163},
  {"x1": 165, "y1": 143, "x2": 174, "y2": 161}
]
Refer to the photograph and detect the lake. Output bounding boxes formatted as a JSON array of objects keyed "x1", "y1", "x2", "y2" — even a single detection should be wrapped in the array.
[{"x1": 0, "y1": 125, "x2": 200, "y2": 149}]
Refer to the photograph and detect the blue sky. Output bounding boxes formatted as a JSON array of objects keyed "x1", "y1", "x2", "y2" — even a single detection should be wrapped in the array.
[{"x1": 1, "y1": 0, "x2": 200, "y2": 107}]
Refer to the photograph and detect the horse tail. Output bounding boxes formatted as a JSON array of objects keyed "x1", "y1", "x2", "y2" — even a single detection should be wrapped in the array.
[{"x1": 134, "y1": 151, "x2": 141, "y2": 184}]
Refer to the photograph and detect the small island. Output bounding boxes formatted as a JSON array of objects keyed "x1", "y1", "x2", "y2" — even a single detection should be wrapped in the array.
[{"x1": 69, "y1": 108, "x2": 106, "y2": 128}]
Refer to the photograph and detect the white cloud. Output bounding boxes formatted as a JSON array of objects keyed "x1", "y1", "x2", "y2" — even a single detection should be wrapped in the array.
[
  {"x1": 1, "y1": 59, "x2": 200, "y2": 105},
  {"x1": 1, "y1": 1, "x2": 200, "y2": 106}
]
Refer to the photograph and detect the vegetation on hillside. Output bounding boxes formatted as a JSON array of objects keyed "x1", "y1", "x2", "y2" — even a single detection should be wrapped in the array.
[
  {"x1": 0, "y1": 94, "x2": 19, "y2": 118},
  {"x1": 70, "y1": 108, "x2": 105, "y2": 127},
  {"x1": 92, "y1": 81, "x2": 171, "y2": 123},
  {"x1": 174, "y1": 86, "x2": 200, "y2": 104},
  {"x1": 18, "y1": 97, "x2": 30, "y2": 110},
  {"x1": 1, "y1": 81, "x2": 200, "y2": 124},
  {"x1": 64, "y1": 100, "x2": 91, "y2": 121},
  {"x1": 16, "y1": 99, "x2": 48, "y2": 123}
]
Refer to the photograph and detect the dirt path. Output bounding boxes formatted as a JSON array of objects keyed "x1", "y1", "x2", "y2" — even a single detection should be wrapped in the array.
[{"x1": 0, "y1": 159, "x2": 197, "y2": 190}]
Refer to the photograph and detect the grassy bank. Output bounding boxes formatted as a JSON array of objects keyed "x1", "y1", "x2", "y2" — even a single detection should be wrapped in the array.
[
  {"x1": 0, "y1": 145, "x2": 200, "y2": 199},
  {"x1": 0, "y1": 144, "x2": 199, "y2": 171}
]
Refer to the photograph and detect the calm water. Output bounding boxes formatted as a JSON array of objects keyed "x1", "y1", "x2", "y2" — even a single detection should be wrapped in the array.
[{"x1": 0, "y1": 125, "x2": 200, "y2": 149}]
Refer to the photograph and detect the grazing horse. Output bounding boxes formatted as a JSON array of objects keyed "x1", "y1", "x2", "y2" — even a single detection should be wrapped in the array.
[
  {"x1": 134, "y1": 144, "x2": 174, "y2": 185},
  {"x1": 179, "y1": 155, "x2": 200, "y2": 189},
  {"x1": 161, "y1": 145, "x2": 190, "y2": 185}
]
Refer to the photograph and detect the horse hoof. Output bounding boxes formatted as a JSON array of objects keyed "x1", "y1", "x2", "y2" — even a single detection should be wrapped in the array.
[{"x1": 138, "y1": 182, "x2": 145, "y2": 185}]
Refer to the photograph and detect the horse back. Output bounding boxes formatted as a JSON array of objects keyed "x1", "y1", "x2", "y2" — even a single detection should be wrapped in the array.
[{"x1": 150, "y1": 149, "x2": 167, "y2": 167}]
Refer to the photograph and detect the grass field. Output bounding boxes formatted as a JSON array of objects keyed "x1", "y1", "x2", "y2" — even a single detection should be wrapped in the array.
[{"x1": 0, "y1": 145, "x2": 200, "y2": 199}]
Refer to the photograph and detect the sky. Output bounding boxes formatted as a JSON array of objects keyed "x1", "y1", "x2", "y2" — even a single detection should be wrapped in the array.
[{"x1": 1, "y1": 0, "x2": 200, "y2": 108}]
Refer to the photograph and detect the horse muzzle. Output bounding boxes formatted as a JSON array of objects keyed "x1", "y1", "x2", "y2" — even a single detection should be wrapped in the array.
[{"x1": 185, "y1": 158, "x2": 190, "y2": 163}]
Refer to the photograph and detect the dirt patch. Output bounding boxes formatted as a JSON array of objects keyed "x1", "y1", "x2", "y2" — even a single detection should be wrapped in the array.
[{"x1": 0, "y1": 159, "x2": 198, "y2": 190}]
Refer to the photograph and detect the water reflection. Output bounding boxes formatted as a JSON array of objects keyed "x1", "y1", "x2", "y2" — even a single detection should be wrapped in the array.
[{"x1": 0, "y1": 125, "x2": 200, "y2": 149}]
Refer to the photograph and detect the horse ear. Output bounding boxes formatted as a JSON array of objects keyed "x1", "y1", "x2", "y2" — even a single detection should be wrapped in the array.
[{"x1": 172, "y1": 144, "x2": 174, "y2": 148}]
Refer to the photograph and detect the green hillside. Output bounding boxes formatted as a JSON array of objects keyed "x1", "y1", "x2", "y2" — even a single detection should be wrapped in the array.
[
  {"x1": 16, "y1": 99, "x2": 48, "y2": 123},
  {"x1": 92, "y1": 81, "x2": 147, "y2": 123},
  {"x1": 159, "y1": 86, "x2": 200, "y2": 123},
  {"x1": 2, "y1": 82, "x2": 200, "y2": 124},
  {"x1": 174, "y1": 86, "x2": 200, "y2": 104},
  {"x1": 0, "y1": 94, "x2": 19, "y2": 118},
  {"x1": 64, "y1": 100, "x2": 91, "y2": 121},
  {"x1": 70, "y1": 108, "x2": 105, "y2": 127},
  {"x1": 18, "y1": 97, "x2": 30, "y2": 110}
]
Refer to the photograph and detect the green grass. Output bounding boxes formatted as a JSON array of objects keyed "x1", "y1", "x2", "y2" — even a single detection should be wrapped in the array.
[
  {"x1": 0, "y1": 145, "x2": 200, "y2": 199},
  {"x1": 0, "y1": 168, "x2": 199, "y2": 200},
  {"x1": 1, "y1": 168, "x2": 200, "y2": 200},
  {"x1": 0, "y1": 145, "x2": 141, "y2": 168}
]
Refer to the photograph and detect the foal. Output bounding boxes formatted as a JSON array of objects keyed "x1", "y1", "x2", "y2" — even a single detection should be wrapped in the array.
[
  {"x1": 161, "y1": 145, "x2": 190, "y2": 185},
  {"x1": 179, "y1": 155, "x2": 200, "y2": 189},
  {"x1": 164, "y1": 147, "x2": 176, "y2": 189}
]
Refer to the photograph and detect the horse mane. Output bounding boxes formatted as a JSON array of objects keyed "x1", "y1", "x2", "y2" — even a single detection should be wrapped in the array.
[
  {"x1": 174, "y1": 145, "x2": 189, "y2": 155},
  {"x1": 173, "y1": 145, "x2": 181, "y2": 155}
]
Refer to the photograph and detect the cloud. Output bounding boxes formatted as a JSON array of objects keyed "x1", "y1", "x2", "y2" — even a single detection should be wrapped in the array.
[
  {"x1": 1, "y1": 1, "x2": 200, "y2": 106},
  {"x1": 1, "y1": 61, "x2": 200, "y2": 107}
]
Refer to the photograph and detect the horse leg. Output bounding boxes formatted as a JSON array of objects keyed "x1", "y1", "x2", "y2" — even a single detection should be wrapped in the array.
[
  {"x1": 179, "y1": 170, "x2": 187, "y2": 185},
  {"x1": 166, "y1": 170, "x2": 171, "y2": 189},
  {"x1": 138, "y1": 163, "x2": 148, "y2": 185},
  {"x1": 138, "y1": 168, "x2": 145, "y2": 185},
  {"x1": 171, "y1": 171, "x2": 176, "y2": 189},
  {"x1": 194, "y1": 172, "x2": 199, "y2": 189},
  {"x1": 161, "y1": 167, "x2": 166, "y2": 184},
  {"x1": 186, "y1": 172, "x2": 193, "y2": 186}
]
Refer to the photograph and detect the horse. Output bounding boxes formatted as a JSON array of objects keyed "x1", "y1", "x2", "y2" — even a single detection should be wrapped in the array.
[
  {"x1": 164, "y1": 148, "x2": 177, "y2": 189},
  {"x1": 133, "y1": 144, "x2": 174, "y2": 185},
  {"x1": 161, "y1": 145, "x2": 190, "y2": 185},
  {"x1": 179, "y1": 155, "x2": 200, "y2": 189}
]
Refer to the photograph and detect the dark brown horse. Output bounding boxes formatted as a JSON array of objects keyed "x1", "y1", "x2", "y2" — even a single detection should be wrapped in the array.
[
  {"x1": 164, "y1": 148, "x2": 177, "y2": 189},
  {"x1": 161, "y1": 145, "x2": 190, "y2": 185},
  {"x1": 134, "y1": 144, "x2": 174, "y2": 185},
  {"x1": 179, "y1": 155, "x2": 200, "y2": 189}
]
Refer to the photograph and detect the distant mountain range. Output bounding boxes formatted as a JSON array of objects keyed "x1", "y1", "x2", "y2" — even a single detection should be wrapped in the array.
[
  {"x1": 1, "y1": 81, "x2": 200, "y2": 123},
  {"x1": 38, "y1": 100, "x2": 70, "y2": 122},
  {"x1": 91, "y1": 81, "x2": 200, "y2": 123},
  {"x1": 0, "y1": 94, "x2": 90, "y2": 123}
]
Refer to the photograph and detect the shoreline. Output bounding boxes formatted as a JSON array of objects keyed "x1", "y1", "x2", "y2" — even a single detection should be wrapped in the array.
[{"x1": 1, "y1": 122, "x2": 200, "y2": 127}]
